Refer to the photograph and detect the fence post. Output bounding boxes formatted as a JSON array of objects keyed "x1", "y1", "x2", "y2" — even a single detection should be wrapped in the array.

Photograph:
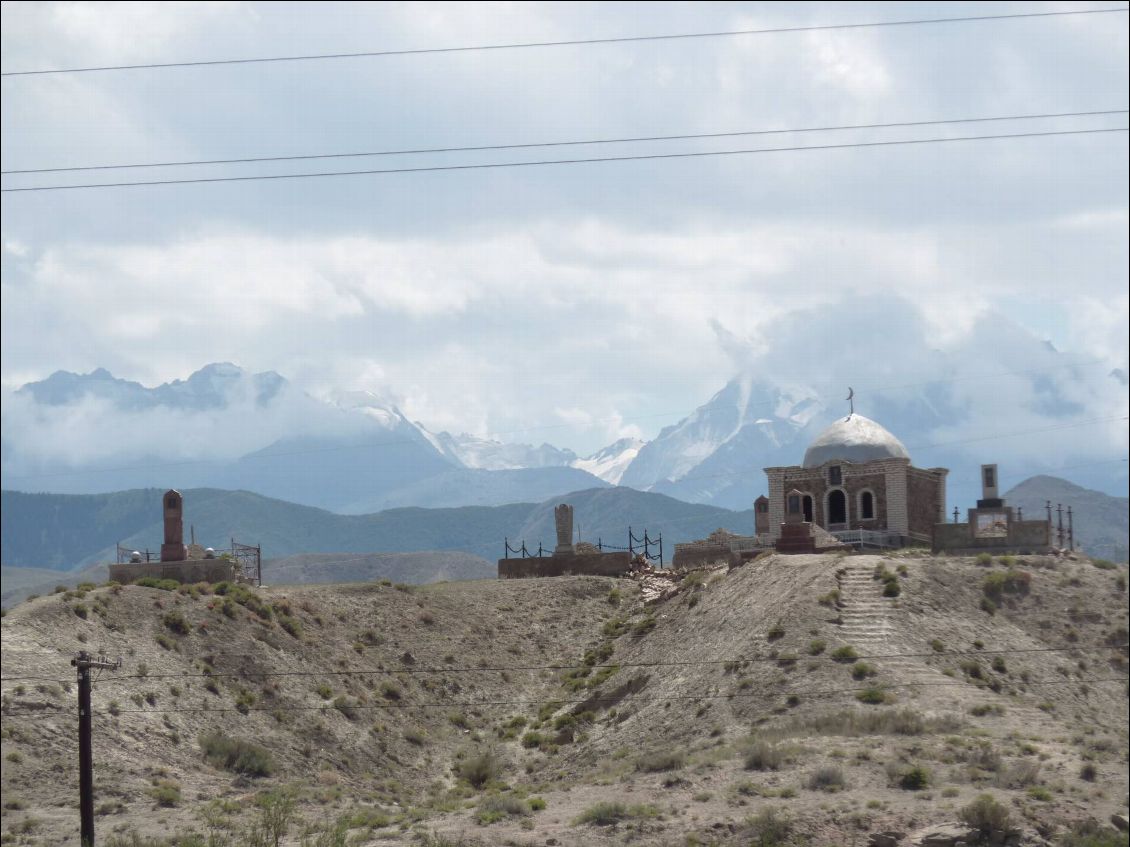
[
  {"x1": 597, "y1": 538, "x2": 602, "y2": 552},
  {"x1": 504, "y1": 537, "x2": 509, "y2": 560},
  {"x1": 628, "y1": 526, "x2": 633, "y2": 557},
  {"x1": 659, "y1": 534, "x2": 663, "y2": 567}
]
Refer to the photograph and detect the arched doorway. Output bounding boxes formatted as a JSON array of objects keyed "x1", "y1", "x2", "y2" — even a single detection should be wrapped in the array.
[
  {"x1": 802, "y1": 495, "x2": 813, "y2": 523},
  {"x1": 827, "y1": 489, "x2": 847, "y2": 525}
]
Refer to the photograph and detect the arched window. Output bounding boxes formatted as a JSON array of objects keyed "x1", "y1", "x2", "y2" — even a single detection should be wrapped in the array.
[
  {"x1": 860, "y1": 491, "x2": 875, "y2": 520},
  {"x1": 827, "y1": 489, "x2": 847, "y2": 525}
]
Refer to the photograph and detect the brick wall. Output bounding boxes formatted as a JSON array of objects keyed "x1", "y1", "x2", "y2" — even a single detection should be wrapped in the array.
[
  {"x1": 907, "y1": 469, "x2": 945, "y2": 541},
  {"x1": 932, "y1": 519, "x2": 1051, "y2": 554}
]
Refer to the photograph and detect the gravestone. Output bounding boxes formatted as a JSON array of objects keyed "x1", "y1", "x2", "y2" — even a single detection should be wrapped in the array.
[{"x1": 554, "y1": 503, "x2": 575, "y2": 555}]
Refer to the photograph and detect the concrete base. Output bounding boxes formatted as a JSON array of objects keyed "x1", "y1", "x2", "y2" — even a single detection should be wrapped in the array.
[{"x1": 109, "y1": 558, "x2": 239, "y2": 585}]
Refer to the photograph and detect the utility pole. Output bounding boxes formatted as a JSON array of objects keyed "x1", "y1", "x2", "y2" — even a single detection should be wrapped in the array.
[
  {"x1": 71, "y1": 652, "x2": 121, "y2": 847},
  {"x1": 1056, "y1": 504, "x2": 1065, "y2": 549},
  {"x1": 1067, "y1": 507, "x2": 1075, "y2": 552}
]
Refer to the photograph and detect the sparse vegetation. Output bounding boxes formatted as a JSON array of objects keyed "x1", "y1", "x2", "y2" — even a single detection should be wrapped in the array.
[
  {"x1": 574, "y1": 802, "x2": 658, "y2": 826},
  {"x1": 198, "y1": 731, "x2": 275, "y2": 776},
  {"x1": 959, "y1": 793, "x2": 1011, "y2": 835},
  {"x1": 636, "y1": 750, "x2": 685, "y2": 772},
  {"x1": 806, "y1": 766, "x2": 845, "y2": 792}
]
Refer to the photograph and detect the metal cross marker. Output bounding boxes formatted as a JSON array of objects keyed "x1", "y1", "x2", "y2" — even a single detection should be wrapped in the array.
[{"x1": 846, "y1": 387, "x2": 854, "y2": 419}]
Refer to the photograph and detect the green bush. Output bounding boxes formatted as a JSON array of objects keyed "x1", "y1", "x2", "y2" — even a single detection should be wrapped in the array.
[
  {"x1": 744, "y1": 741, "x2": 784, "y2": 771},
  {"x1": 960, "y1": 794, "x2": 1011, "y2": 834},
  {"x1": 808, "y1": 639, "x2": 826, "y2": 655},
  {"x1": 882, "y1": 579, "x2": 901, "y2": 597},
  {"x1": 573, "y1": 802, "x2": 657, "y2": 826},
  {"x1": 975, "y1": 553, "x2": 992, "y2": 566},
  {"x1": 636, "y1": 750, "x2": 685, "y2": 772},
  {"x1": 898, "y1": 765, "x2": 930, "y2": 790},
  {"x1": 528, "y1": 796, "x2": 546, "y2": 811},
  {"x1": 199, "y1": 730, "x2": 275, "y2": 776},
  {"x1": 455, "y1": 751, "x2": 501, "y2": 789},
  {"x1": 149, "y1": 779, "x2": 180, "y2": 807},
  {"x1": 332, "y1": 696, "x2": 360, "y2": 721},
  {"x1": 521, "y1": 731, "x2": 545, "y2": 749},
  {"x1": 856, "y1": 686, "x2": 890, "y2": 705},
  {"x1": 135, "y1": 577, "x2": 181, "y2": 591},
  {"x1": 806, "y1": 766, "x2": 845, "y2": 792},
  {"x1": 831, "y1": 645, "x2": 859, "y2": 663},
  {"x1": 982, "y1": 569, "x2": 1031, "y2": 602},
  {"x1": 162, "y1": 611, "x2": 190, "y2": 635},
  {"x1": 851, "y1": 662, "x2": 877, "y2": 680},
  {"x1": 746, "y1": 807, "x2": 792, "y2": 847},
  {"x1": 766, "y1": 624, "x2": 786, "y2": 641},
  {"x1": 474, "y1": 794, "x2": 528, "y2": 824}
]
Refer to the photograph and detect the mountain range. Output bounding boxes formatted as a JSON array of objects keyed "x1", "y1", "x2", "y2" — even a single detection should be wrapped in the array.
[{"x1": 2, "y1": 320, "x2": 1126, "y2": 516}]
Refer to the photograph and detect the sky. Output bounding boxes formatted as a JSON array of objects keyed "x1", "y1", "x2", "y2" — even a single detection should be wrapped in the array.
[{"x1": 1, "y1": 1, "x2": 1127, "y2": 459}]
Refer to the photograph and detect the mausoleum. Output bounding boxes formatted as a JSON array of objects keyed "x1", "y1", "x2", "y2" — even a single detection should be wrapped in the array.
[{"x1": 763, "y1": 413, "x2": 948, "y2": 547}]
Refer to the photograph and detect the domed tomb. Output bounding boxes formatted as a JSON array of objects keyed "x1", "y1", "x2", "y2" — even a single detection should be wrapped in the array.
[{"x1": 802, "y1": 414, "x2": 910, "y2": 469}]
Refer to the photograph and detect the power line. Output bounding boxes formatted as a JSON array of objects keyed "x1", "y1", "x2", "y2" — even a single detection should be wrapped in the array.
[
  {"x1": 4, "y1": 109, "x2": 1124, "y2": 175},
  {"x1": 2, "y1": 7, "x2": 1126, "y2": 77},
  {"x1": 3, "y1": 676, "x2": 1123, "y2": 718},
  {"x1": 3, "y1": 127, "x2": 1124, "y2": 193},
  {"x1": 0, "y1": 645, "x2": 1089, "y2": 687}
]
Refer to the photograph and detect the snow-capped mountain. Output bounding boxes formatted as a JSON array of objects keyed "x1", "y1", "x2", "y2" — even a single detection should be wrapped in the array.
[
  {"x1": 571, "y1": 437, "x2": 644, "y2": 485},
  {"x1": 421, "y1": 431, "x2": 578, "y2": 471},
  {"x1": 18, "y1": 362, "x2": 287, "y2": 410},
  {"x1": 0, "y1": 364, "x2": 610, "y2": 512}
]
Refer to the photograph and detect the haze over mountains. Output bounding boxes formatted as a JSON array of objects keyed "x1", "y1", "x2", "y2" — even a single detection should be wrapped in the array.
[{"x1": 1, "y1": 303, "x2": 1126, "y2": 515}]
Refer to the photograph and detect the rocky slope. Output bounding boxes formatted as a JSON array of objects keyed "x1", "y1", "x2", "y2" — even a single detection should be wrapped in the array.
[{"x1": 2, "y1": 551, "x2": 1126, "y2": 845}]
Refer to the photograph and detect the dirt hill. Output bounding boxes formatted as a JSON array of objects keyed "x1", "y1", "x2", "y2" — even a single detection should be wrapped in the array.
[{"x1": 1, "y1": 552, "x2": 1127, "y2": 846}]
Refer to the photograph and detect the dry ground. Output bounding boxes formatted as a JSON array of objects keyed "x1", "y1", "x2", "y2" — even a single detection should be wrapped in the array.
[{"x1": 1, "y1": 551, "x2": 1127, "y2": 846}]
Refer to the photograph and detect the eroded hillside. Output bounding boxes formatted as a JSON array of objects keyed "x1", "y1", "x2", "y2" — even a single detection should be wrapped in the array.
[{"x1": 1, "y1": 552, "x2": 1127, "y2": 846}]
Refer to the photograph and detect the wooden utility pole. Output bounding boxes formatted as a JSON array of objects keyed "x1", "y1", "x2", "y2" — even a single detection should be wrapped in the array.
[{"x1": 71, "y1": 652, "x2": 120, "y2": 847}]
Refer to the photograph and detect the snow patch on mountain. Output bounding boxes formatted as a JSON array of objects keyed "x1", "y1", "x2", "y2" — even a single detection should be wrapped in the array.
[{"x1": 570, "y1": 437, "x2": 644, "y2": 485}]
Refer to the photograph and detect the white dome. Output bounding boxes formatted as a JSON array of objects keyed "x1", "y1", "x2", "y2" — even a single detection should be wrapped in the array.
[{"x1": 802, "y1": 414, "x2": 910, "y2": 469}]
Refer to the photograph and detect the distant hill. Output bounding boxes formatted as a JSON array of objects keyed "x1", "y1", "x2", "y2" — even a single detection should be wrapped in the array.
[
  {"x1": 0, "y1": 486, "x2": 755, "y2": 574},
  {"x1": 1004, "y1": 475, "x2": 1129, "y2": 562},
  {"x1": 262, "y1": 551, "x2": 495, "y2": 585}
]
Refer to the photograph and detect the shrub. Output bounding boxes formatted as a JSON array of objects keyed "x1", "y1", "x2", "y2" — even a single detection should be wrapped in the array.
[
  {"x1": 607, "y1": 588, "x2": 622, "y2": 605},
  {"x1": 766, "y1": 624, "x2": 786, "y2": 641},
  {"x1": 199, "y1": 730, "x2": 275, "y2": 776},
  {"x1": 929, "y1": 639, "x2": 945, "y2": 652},
  {"x1": 573, "y1": 802, "x2": 657, "y2": 826},
  {"x1": 806, "y1": 766, "x2": 845, "y2": 792},
  {"x1": 982, "y1": 569, "x2": 1031, "y2": 602},
  {"x1": 960, "y1": 793, "x2": 1011, "y2": 834},
  {"x1": 455, "y1": 751, "x2": 501, "y2": 788},
  {"x1": 808, "y1": 639, "x2": 826, "y2": 655},
  {"x1": 851, "y1": 662, "x2": 877, "y2": 680},
  {"x1": 630, "y1": 617, "x2": 657, "y2": 636},
  {"x1": 332, "y1": 696, "x2": 360, "y2": 721},
  {"x1": 831, "y1": 645, "x2": 859, "y2": 663},
  {"x1": 744, "y1": 741, "x2": 784, "y2": 771},
  {"x1": 521, "y1": 731, "x2": 545, "y2": 749},
  {"x1": 474, "y1": 794, "x2": 528, "y2": 824},
  {"x1": 882, "y1": 580, "x2": 901, "y2": 597},
  {"x1": 1079, "y1": 763, "x2": 1098, "y2": 781},
  {"x1": 136, "y1": 577, "x2": 180, "y2": 591},
  {"x1": 856, "y1": 686, "x2": 890, "y2": 705},
  {"x1": 528, "y1": 796, "x2": 546, "y2": 811},
  {"x1": 636, "y1": 750, "x2": 685, "y2": 772},
  {"x1": 278, "y1": 616, "x2": 302, "y2": 638},
  {"x1": 991, "y1": 656, "x2": 1007, "y2": 674},
  {"x1": 73, "y1": 602, "x2": 89, "y2": 619},
  {"x1": 404, "y1": 727, "x2": 427, "y2": 746},
  {"x1": 898, "y1": 765, "x2": 930, "y2": 790},
  {"x1": 149, "y1": 779, "x2": 181, "y2": 807},
  {"x1": 154, "y1": 633, "x2": 177, "y2": 652},
  {"x1": 162, "y1": 611, "x2": 190, "y2": 635},
  {"x1": 747, "y1": 808, "x2": 792, "y2": 847},
  {"x1": 380, "y1": 682, "x2": 402, "y2": 701},
  {"x1": 975, "y1": 553, "x2": 993, "y2": 566},
  {"x1": 817, "y1": 589, "x2": 840, "y2": 608}
]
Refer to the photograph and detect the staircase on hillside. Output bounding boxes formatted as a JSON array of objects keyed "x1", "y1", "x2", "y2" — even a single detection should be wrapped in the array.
[{"x1": 835, "y1": 561, "x2": 940, "y2": 683}]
